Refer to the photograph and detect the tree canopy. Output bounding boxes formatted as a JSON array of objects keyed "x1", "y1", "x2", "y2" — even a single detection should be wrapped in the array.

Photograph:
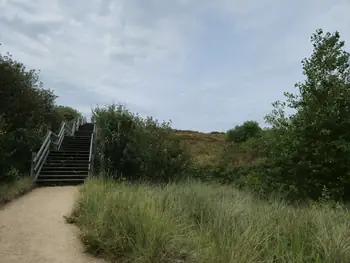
[
  {"x1": 0, "y1": 47, "x2": 80, "y2": 182},
  {"x1": 265, "y1": 29, "x2": 350, "y2": 200}
]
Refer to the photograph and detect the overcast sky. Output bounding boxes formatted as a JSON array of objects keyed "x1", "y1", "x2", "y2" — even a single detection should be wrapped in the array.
[{"x1": 1, "y1": 0, "x2": 349, "y2": 132}]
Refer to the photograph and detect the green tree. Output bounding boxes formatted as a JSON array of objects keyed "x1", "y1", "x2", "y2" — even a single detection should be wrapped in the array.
[
  {"x1": 265, "y1": 29, "x2": 350, "y2": 201},
  {"x1": 0, "y1": 49, "x2": 57, "y2": 181},
  {"x1": 0, "y1": 54, "x2": 56, "y2": 131},
  {"x1": 226, "y1": 121, "x2": 262, "y2": 143}
]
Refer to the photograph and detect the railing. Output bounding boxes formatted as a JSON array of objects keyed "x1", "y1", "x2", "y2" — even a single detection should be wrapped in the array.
[
  {"x1": 88, "y1": 122, "x2": 97, "y2": 177},
  {"x1": 72, "y1": 116, "x2": 86, "y2": 135},
  {"x1": 30, "y1": 116, "x2": 86, "y2": 182}
]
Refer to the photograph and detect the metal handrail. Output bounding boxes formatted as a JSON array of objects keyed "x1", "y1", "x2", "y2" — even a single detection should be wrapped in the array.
[
  {"x1": 89, "y1": 123, "x2": 96, "y2": 176},
  {"x1": 30, "y1": 116, "x2": 87, "y2": 182},
  {"x1": 55, "y1": 122, "x2": 74, "y2": 150},
  {"x1": 88, "y1": 122, "x2": 97, "y2": 177},
  {"x1": 88, "y1": 132, "x2": 94, "y2": 175},
  {"x1": 72, "y1": 116, "x2": 85, "y2": 135},
  {"x1": 33, "y1": 131, "x2": 52, "y2": 163}
]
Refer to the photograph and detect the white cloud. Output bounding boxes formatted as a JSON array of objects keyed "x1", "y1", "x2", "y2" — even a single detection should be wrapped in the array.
[{"x1": 0, "y1": 0, "x2": 350, "y2": 131}]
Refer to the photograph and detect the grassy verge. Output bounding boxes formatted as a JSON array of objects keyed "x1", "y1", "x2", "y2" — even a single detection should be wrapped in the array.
[
  {"x1": 0, "y1": 177, "x2": 33, "y2": 206},
  {"x1": 68, "y1": 179, "x2": 350, "y2": 263}
]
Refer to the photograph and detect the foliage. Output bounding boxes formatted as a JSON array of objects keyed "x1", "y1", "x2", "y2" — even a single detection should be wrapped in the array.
[
  {"x1": 0, "y1": 52, "x2": 57, "y2": 135},
  {"x1": 92, "y1": 103, "x2": 193, "y2": 182},
  {"x1": 226, "y1": 121, "x2": 262, "y2": 143},
  {"x1": 0, "y1": 51, "x2": 54, "y2": 181},
  {"x1": 0, "y1": 116, "x2": 18, "y2": 182},
  {"x1": 51, "y1": 105, "x2": 81, "y2": 132},
  {"x1": 210, "y1": 131, "x2": 225, "y2": 134},
  {"x1": 219, "y1": 137, "x2": 264, "y2": 166},
  {"x1": 264, "y1": 29, "x2": 350, "y2": 201},
  {"x1": 0, "y1": 47, "x2": 78, "y2": 183},
  {"x1": 69, "y1": 179, "x2": 350, "y2": 263}
]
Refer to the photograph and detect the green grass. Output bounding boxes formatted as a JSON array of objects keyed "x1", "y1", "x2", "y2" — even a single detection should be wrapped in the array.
[
  {"x1": 69, "y1": 179, "x2": 350, "y2": 263},
  {"x1": 0, "y1": 177, "x2": 33, "y2": 206}
]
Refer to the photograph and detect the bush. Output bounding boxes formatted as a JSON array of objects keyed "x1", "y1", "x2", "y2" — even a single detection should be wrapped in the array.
[
  {"x1": 226, "y1": 121, "x2": 262, "y2": 143},
  {"x1": 92, "y1": 103, "x2": 192, "y2": 182},
  {"x1": 210, "y1": 131, "x2": 225, "y2": 134},
  {"x1": 51, "y1": 105, "x2": 82, "y2": 132}
]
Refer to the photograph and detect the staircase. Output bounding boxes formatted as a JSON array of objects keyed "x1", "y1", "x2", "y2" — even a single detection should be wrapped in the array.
[{"x1": 35, "y1": 123, "x2": 94, "y2": 186}]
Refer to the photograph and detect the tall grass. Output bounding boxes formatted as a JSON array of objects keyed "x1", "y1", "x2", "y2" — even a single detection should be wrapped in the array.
[
  {"x1": 69, "y1": 179, "x2": 350, "y2": 263},
  {"x1": 0, "y1": 176, "x2": 33, "y2": 206}
]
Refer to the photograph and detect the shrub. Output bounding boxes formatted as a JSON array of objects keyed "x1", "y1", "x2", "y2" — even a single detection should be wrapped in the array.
[
  {"x1": 51, "y1": 105, "x2": 82, "y2": 132},
  {"x1": 226, "y1": 121, "x2": 262, "y2": 143},
  {"x1": 92, "y1": 103, "x2": 192, "y2": 182},
  {"x1": 210, "y1": 131, "x2": 225, "y2": 134}
]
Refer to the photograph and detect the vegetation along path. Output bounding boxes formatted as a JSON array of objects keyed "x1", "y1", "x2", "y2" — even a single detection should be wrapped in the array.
[{"x1": 0, "y1": 186, "x2": 105, "y2": 263}]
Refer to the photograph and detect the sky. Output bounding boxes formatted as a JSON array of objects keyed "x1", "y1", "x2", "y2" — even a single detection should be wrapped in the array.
[{"x1": 0, "y1": 0, "x2": 350, "y2": 132}]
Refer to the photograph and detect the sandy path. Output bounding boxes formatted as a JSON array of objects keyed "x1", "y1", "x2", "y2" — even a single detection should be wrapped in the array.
[{"x1": 0, "y1": 186, "x2": 105, "y2": 263}]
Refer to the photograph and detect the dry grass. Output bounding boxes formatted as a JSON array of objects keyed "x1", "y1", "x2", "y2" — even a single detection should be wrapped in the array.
[
  {"x1": 173, "y1": 130, "x2": 227, "y2": 165},
  {"x1": 0, "y1": 177, "x2": 33, "y2": 206},
  {"x1": 69, "y1": 179, "x2": 350, "y2": 263},
  {"x1": 173, "y1": 130, "x2": 261, "y2": 166}
]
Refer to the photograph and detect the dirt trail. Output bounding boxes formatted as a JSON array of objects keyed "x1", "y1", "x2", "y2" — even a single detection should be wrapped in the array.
[{"x1": 0, "y1": 186, "x2": 105, "y2": 263}]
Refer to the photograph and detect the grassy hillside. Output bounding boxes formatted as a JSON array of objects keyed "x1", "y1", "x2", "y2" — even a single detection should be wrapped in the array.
[
  {"x1": 173, "y1": 130, "x2": 227, "y2": 165},
  {"x1": 173, "y1": 129, "x2": 261, "y2": 167}
]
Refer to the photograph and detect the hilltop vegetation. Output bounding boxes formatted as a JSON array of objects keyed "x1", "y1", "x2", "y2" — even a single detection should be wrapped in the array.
[{"x1": 173, "y1": 129, "x2": 226, "y2": 165}]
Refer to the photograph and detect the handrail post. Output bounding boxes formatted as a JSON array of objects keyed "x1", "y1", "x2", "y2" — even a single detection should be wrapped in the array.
[
  {"x1": 88, "y1": 123, "x2": 96, "y2": 177},
  {"x1": 30, "y1": 152, "x2": 36, "y2": 180},
  {"x1": 72, "y1": 122, "x2": 76, "y2": 136},
  {"x1": 88, "y1": 130, "x2": 94, "y2": 177},
  {"x1": 90, "y1": 153, "x2": 95, "y2": 177}
]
